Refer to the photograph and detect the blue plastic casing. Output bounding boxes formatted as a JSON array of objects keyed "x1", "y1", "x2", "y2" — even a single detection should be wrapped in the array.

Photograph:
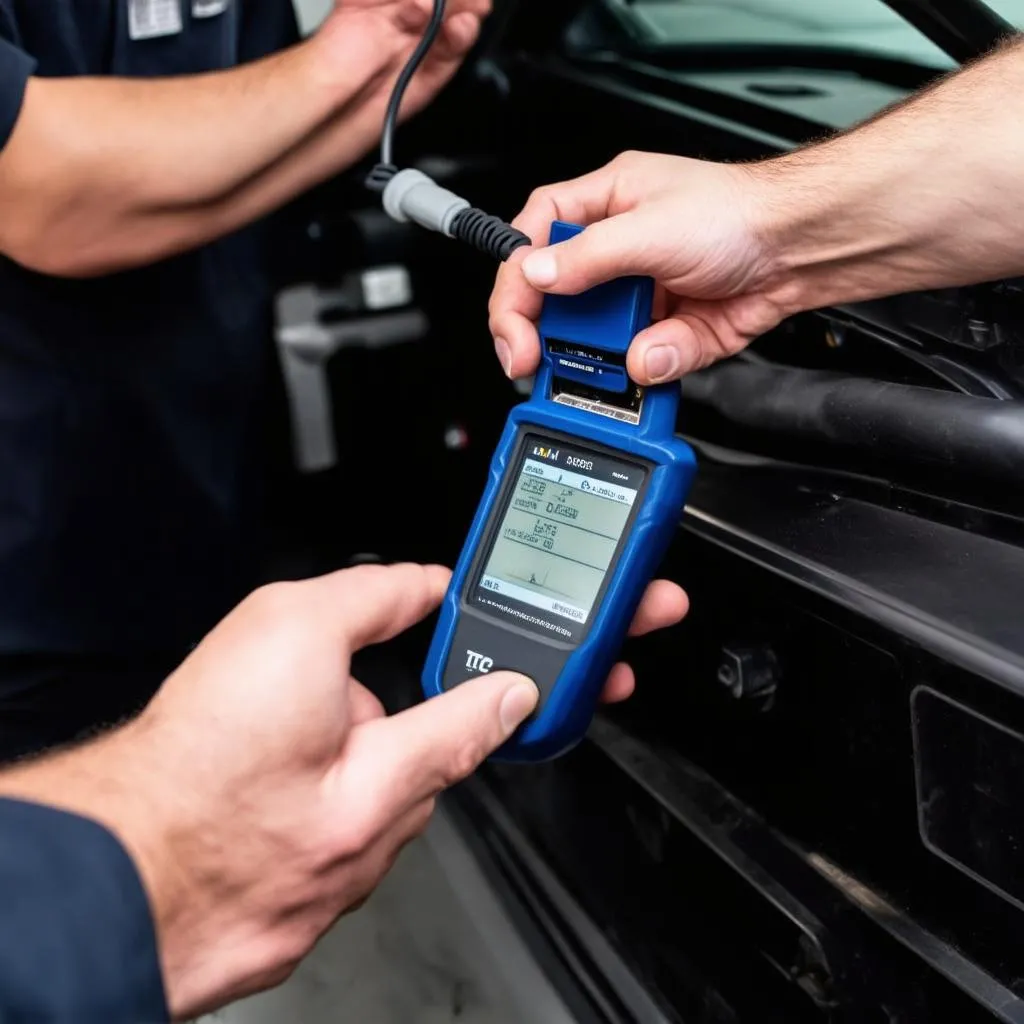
[{"x1": 422, "y1": 222, "x2": 697, "y2": 762}]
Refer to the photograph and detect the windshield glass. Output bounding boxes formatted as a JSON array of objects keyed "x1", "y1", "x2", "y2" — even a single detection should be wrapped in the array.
[
  {"x1": 985, "y1": 0, "x2": 1024, "y2": 24},
  {"x1": 608, "y1": 0, "x2": 968, "y2": 69}
]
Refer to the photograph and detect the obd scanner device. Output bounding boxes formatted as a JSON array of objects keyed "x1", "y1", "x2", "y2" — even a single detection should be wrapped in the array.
[{"x1": 423, "y1": 222, "x2": 697, "y2": 762}]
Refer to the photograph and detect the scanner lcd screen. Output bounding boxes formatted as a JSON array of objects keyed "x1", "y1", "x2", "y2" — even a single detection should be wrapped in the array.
[{"x1": 473, "y1": 437, "x2": 645, "y2": 633}]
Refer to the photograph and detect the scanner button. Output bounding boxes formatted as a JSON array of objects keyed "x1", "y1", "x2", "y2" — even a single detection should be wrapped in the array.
[{"x1": 442, "y1": 615, "x2": 570, "y2": 705}]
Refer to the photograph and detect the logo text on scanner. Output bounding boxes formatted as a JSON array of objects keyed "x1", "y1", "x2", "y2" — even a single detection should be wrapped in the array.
[{"x1": 465, "y1": 650, "x2": 494, "y2": 673}]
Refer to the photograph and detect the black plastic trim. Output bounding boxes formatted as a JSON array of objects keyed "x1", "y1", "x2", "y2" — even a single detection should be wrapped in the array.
[
  {"x1": 448, "y1": 780, "x2": 671, "y2": 1024},
  {"x1": 680, "y1": 467, "x2": 1024, "y2": 700},
  {"x1": 882, "y1": 0, "x2": 1014, "y2": 64},
  {"x1": 518, "y1": 55, "x2": 795, "y2": 152},
  {"x1": 588, "y1": 718, "x2": 1024, "y2": 1023}
]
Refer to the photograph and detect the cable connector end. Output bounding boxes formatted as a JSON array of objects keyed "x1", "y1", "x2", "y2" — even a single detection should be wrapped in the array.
[
  {"x1": 382, "y1": 169, "x2": 470, "y2": 237},
  {"x1": 378, "y1": 168, "x2": 531, "y2": 262}
]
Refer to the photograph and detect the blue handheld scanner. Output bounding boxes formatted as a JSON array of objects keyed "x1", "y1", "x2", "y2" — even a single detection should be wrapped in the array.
[{"x1": 422, "y1": 222, "x2": 697, "y2": 762}]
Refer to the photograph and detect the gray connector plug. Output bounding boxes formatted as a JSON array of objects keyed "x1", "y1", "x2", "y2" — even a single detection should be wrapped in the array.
[{"x1": 382, "y1": 169, "x2": 470, "y2": 237}]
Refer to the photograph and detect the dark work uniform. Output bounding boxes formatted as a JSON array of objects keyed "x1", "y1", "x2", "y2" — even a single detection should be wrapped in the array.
[
  {"x1": 0, "y1": 2, "x2": 300, "y2": 760},
  {"x1": 0, "y1": 798, "x2": 168, "y2": 1021}
]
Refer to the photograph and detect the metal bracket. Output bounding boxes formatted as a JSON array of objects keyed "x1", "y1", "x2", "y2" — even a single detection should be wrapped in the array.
[{"x1": 275, "y1": 271, "x2": 428, "y2": 473}]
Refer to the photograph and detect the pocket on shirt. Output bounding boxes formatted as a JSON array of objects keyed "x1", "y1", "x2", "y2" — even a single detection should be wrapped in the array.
[{"x1": 111, "y1": 0, "x2": 240, "y2": 77}]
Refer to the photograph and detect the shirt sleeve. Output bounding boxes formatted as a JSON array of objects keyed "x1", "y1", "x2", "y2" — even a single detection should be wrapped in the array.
[
  {"x1": 0, "y1": 798, "x2": 169, "y2": 1023},
  {"x1": 0, "y1": 34, "x2": 35, "y2": 154}
]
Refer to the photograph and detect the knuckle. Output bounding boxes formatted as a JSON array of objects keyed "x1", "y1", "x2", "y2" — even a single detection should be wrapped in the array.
[
  {"x1": 609, "y1": 150, "x2": 650, "y2": 197},
  {"x1": 526, "y1": 184, "x2": 553, "y2": 210},
  {"x1": 344, "y1": 562, "x2": 388, "y2": 587},
  {"x1": 279, "y1": 933, "x2": 315, "y2": 974},
  {"x1": 337, "y1": 563, "x2": 393, "y2": 607},
  {"x1": 245, "y1": 580, "x2": 297, "y2": 619},
  {"x1": 248, "y1": 929, "x2": 313, "y2": 991},
  {"x1": 330, "y1": 811, "x2": 378, "y2": 860},
  {"x1": 724, "y1": 334, "x2": 748, "y2": 358},
  {"x1": 445, "y1": 740, "x2": 486, "y2": 786},
  {"x1": 260, "y1": 958, "x2": 300, "y2": 993},
  {"x1": 397, "y1": 562, "x2": 429, "y2": 596},
  {"x1": 275, "y1": 960, "x2": 301, "y2": 988}
]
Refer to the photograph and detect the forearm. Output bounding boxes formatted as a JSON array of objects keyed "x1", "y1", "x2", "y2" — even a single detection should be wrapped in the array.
[
  {"x1": 0, "y1": 14, "x2": 395, "y2": 276},
  {"x1": 131, "y1": 75, "x2": 395, "y2": 266},
  {"x1": 0, "y1": 726, "x2": 171, "y2": 914},
  {"x1": 108, "y1": 42, "x2": 465, "y2": 273},
  {"x1": 758, "y1": 36, "x2": 1024, "y2": 313}
]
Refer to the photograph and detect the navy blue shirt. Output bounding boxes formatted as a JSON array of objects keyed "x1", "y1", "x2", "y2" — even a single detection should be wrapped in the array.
[
  {"x1": 0, "y1": 798, "x2": 168, "y2": 1021},
  {"x1": 0, "y1": 2, "x2": 298, "y2": 661}
]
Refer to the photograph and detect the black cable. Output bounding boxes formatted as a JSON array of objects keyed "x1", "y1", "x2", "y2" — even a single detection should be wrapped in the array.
[
  {"x1": 365, "y1": 162, "x2": 398, "y2": 193},
  {"x1": 364, "y1": 0, "x2": 532, "y2": 262},
  {"x1": 367, "y1": 0, "x2": 447, "y2": 191}
]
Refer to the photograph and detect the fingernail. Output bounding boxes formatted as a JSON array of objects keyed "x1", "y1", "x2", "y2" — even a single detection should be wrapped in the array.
[
  {"x1": 499, "y1": 679, "x2": 539, "y2": 736},
  {"x1": 522, "y1": 250, "x2": 558, "y2": 287},
  {"x1": 643, "y1": 345, "x2": 681, "y2": 383},
  {"x1": 494, "y1": 337, "x2": 512, "y2": 378}
]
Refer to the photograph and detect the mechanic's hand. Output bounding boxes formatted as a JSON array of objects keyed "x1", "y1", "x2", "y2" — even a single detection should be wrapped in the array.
[
  {"x1": 129, "y1": 564, "x2": 538, "y2": 1018},
  {"x1": 322, "y1": 0, "x2": 491, "y2": 119},
  {"x1": 0, "y1": 563, "x2": 683, "y2": 1019},
  {"x1": 0, "y1": 565, "x2": 530, "y2": 1019},
  {"x1": 490, "y1": 151, "x2": 793, "y2": 384}
]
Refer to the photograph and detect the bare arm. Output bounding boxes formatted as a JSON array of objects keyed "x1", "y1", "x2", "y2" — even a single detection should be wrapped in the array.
[
  {"x1": 154, "y1": 5, "x2": 489, "y2": 272},
  {"x1": 489, "y1": 37, "x2": 1024, "y2": 383},
  {"x1": 768, "y1": 36, "x2": 1024, "y2": 312},
  {"x1": 0, "y1": 2, "x2": 487, "y2": 277}
]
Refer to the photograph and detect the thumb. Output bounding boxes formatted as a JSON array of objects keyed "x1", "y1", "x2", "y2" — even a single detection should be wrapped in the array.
[
  {"x1": 520, "y1": 213, "x2": 645, "y2": 295},
  {"x1": 346, "y1": 672, "x2": 539, "y2": 821}
]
